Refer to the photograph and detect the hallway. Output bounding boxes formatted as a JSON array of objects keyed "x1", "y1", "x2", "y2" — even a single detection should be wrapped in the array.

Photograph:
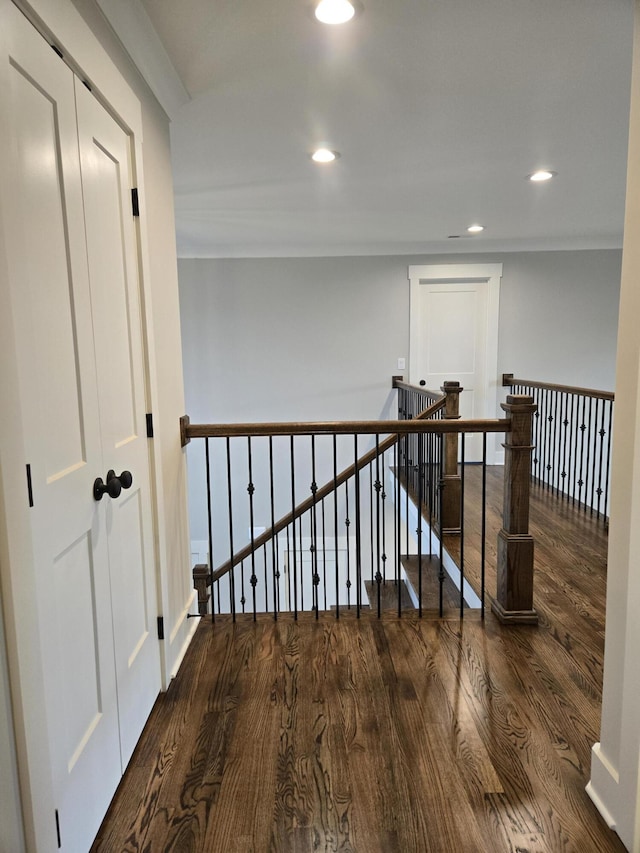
[{"x1": 91, "y1": 471, "x2": 622, "y2": 852}]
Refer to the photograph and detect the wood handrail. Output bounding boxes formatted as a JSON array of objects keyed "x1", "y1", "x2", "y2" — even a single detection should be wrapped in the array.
[
  {"x1": 209, "y1": 397, "x2": 448, "y2": 582},
  {"x1": 502, "y1": 373, "x2": 614, "y2": 402},
  {"x1": 392, "y1": 377, "x2": 442, "y2": 399},
  {"x1": 184, "y1": 417, "x2": 509, "y2": 441}
]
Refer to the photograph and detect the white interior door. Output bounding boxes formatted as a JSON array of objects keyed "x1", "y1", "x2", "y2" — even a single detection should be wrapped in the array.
[
  {"x1": 408, "y1": 264, "x2": 502, "y2": 463},
  {"x1": 75, "y1": 79, "x2": 160, "y2": 770},
  {"x1": 1, "y1": 6, "x2": 159, "y2": 850}
]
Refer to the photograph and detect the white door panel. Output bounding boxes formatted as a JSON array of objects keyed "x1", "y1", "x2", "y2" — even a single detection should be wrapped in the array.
[
  {"x1": 1, "y1": 5, "x2": 160, "y2": 850},
  {"x1": 75, "y1": 80, "x2": 160, "y2": 771},
  {"x1": 2, "y1": 9, "x2": 122, "y2": 850},
  {"x1": 409, "y1": 265, "x2": 501, "y2": 463}
]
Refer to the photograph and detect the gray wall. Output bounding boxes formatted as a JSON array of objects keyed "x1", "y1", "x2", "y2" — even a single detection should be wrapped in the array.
[
  {"x1": 179, "y1": 249, "x2": 621, "y2": 543},
  {"x1": 179, "y1": 249, "x2": 621, "y2": 423}
]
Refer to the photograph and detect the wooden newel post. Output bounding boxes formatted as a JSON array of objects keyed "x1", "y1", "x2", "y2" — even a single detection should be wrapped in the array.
[
  {"x1": 492, "y1": 394, "x2": 539, "y2": 625},
  {"x1": 441, "y1": 381, "x2": 462, "y2": 533},
  {"x1": 193, "y1": 563, "x2": 211, "y2": 616}
]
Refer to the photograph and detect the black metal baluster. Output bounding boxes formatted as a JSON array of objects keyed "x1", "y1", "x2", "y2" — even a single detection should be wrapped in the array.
[
  {"x1": 533, "y1": 386, "x2": 541, "y2": 486},
  {"x1": 381, "y1": 446, "x2": 387, "y2": 585},
  {"x1": 537, "y1": 388, "x2": 546, "y2": 487},
  {"x1": 428, "y1": 428, "x2": 434, "y2": 557},
  {"x1": 299, "y1": 516, "x2": 305, "y2": 612},
  {"x1": 584, "y1": 397, "x2": 595, "y2": 514},
  {"x1": 333, "y1": 435, "x2": 339, "y2": 619},
  {"x1": 205, "y1": 438, "x2": 215, "y2": 623},
  {"x1": 369, "y1": 464, "x2": 375, "y2": 587},
  {"x1": 395, "y1": 439, "x2": 402, "y2": 618},
  {"x1": 417, "y1": 425, "x2": 423, "y2": 617},
  {"x1": 285, "y1": 523, "x2": 292, "y2": 613},
  {"x1": 239, "y1": 559, "x2": 247, "y2": 614},
  {"x1": 354, "y1": 435, "x2": 362, "y2": 618},
  {"x1": 321, "y1": 498, "x2": 327, "y2": 613},
  {"x1": 578, "y1": 395, "x2": 587, "y2": 509},
  {"x1": 290, "y1": 436, "x2": 298, "y2": 619},
  {"x1": 262, "y1": 544, "x2": 268, "y2": 615},
  {"x1": 595, "y1": 398, "x2": 606, "y2": 518},
  {"x1": 404, "y1": 431, "x2": 410, "y2": 557},
  {"x1": 438, "y1": 434, "x2": 445, "y2": 618},
  {"x1": 460, "y1": 434, "x2": 466, "y2": 618},
  {"x1": 543, "y1": 388, "x2": 552, "y2": 490},
  {"x1": 375, "y1": 437, "x2": 382, "y2": 618},
  {"x1": 604, "y1": 400, "x2": 613, "y2": 520},
  {"x1": 247, "y1": 437, "x2": 257, "y2": 620},
  {"x1": 551, "y1": 389, "x2": 559, "y2": 494},
  {"x1": 568, "y1": 393, "x2": 577, "y2": 505},
  {"x1": 345, "y1": 479, "x2": 351, "y2": 610},
  {"x1": 481, "y1": 433, "x2": 487, "y2": 619},
  {"x1": 560, "y1": 391, "x2": 569, "y2": 501},
  {"x1": 225, "y1": 437, "x2": 236, "y2": 621},
  {"x1": 269, "y1": 436, "x2": 278, "y2": 620},
  {"x1": 310, "y1": 435, "x2": 319, "y2": 619}
]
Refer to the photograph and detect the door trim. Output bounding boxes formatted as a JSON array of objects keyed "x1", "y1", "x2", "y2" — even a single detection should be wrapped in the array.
[{"x1": 408, "y1": 263, "x2": 503, "y2": 464}]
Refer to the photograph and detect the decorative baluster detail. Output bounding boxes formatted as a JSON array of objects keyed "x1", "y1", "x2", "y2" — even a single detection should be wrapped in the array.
[
  {"x1": 226, "y1": 437, "x2": 236, "y2": 620},
  {"x1": 205, "y1": 437, "x2": 215, "y2": 622},
  {"x1": 345, "y1": 479, "x2": 351, "y2": 609},
  {"x1": 247, "y1": 437, "x2": 257, "y2": 620},
  {"x1": 269, "y1": 436, "x2": 278, "y2": 619}
]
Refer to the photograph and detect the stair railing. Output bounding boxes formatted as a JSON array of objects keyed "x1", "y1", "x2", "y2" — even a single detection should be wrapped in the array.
[
  {"x1": 181, "y1": 387, "x2": 537, "y2": 625},
  {"x1": 503, "y1": 374, "x2": 614, "y2": 520}
]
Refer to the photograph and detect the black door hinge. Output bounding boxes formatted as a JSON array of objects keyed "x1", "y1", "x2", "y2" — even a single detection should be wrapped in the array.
[
  {"x1": 55, "y1": 809, "x2": 61, "y2": 848},
  {"x1": 157, "y1": 616, "x2": 165, "y2": 640},
  {"x1": 131, "y1": 187, "x2": 140, "y2": 217},
  {"x1": 146, "y1": 413, "x2": 154, "y2": 438},
  {"x1": 26, "y1": 464, "x2": 34, "y2": 508}
]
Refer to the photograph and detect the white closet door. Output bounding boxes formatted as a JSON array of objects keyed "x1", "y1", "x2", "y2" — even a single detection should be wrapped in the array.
[
  {"x1": 2, "y1": 8, "x2": 122, "y2": 851},
  {"x1": 1, "y1": 5, "x2": 161, "y2": 851},
  {"x1": 75, "y1": 79, "x2": 161, "y2": 770}
]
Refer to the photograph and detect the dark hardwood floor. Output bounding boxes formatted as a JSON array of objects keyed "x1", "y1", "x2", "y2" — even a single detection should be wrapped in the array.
[{"x1": 91, "y1": 468, "x2": 623, "y2": 853}]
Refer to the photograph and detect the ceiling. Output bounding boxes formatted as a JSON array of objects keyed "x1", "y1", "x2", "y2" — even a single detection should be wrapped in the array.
[{"x1": 98, "y1": 0, "x2": 634, "y2": 258}]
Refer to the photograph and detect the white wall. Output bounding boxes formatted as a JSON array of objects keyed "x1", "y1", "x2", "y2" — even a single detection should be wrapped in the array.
[{"x1": 588, "y1": 2, "x2": 640, "y2": 849}]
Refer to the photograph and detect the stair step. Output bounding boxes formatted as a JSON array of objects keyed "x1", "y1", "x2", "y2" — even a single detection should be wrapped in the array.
[
  {"x1": 364, "y1": 579, "x2": 415, "y2": 611},
  {"x1": 401, "y1": 554, "x2": 470, "y2": 610}
]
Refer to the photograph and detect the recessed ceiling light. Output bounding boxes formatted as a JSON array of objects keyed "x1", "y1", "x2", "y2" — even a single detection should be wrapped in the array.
[
  {"x1": 528, "y1": 170, "x2": 557, "y2": 182},
  {"x1": 467, "y1": 224, "x2": 485, "y2": 233},
  {"x1": 315, "y1": 0, "x2": 356, "y2": 25},
  {"x1": 311, "y1": 148, "x2": 340, "y2": 163}
]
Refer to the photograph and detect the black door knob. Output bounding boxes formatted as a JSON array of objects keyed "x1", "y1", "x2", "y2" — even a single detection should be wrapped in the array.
[
  {"x1": 94, "y1": 470, "x2": 133, "y2": 501},
  {"x1": 107, "y1": 470, "x2": 133, "y2": 490},
  {"x1": 93, "y1": 476, "x2": 122, "y2": 501},
  {"x1": 419, "y1": 380, "x2": 426, "y2": 386}
]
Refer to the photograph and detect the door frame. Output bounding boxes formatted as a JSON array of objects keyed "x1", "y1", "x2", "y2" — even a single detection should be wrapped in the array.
[
  {"x1": 408, "y1": 263, "x2": 503, "y2": 464},
  {"x1": 0, "y1": 2, "x2": 171, "y2": 849}
]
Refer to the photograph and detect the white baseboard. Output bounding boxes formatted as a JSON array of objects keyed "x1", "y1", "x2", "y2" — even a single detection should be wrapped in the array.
[
  {"x1": 586, "y1": 742, "x2": 619, "y2": 831},
  {"x1": 169, "y1": 590, "x2": 200, "y2": 681}
]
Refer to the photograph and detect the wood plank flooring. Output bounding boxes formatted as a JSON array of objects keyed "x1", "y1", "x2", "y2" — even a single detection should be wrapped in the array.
[{"x1": 91, "y1": 467, "x2": 622, "y2": 853}]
